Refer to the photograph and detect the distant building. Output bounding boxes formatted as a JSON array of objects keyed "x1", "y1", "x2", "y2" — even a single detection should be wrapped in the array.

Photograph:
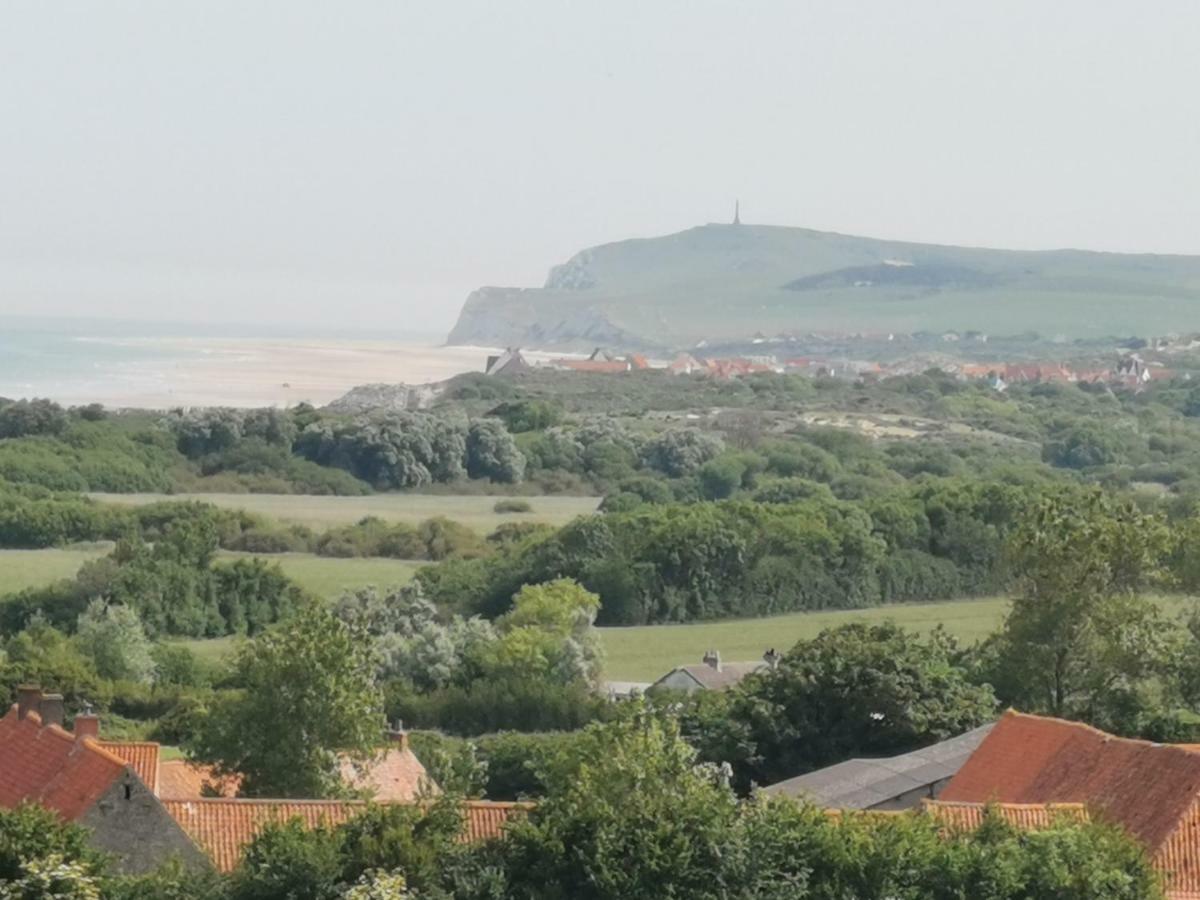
[
  {"x1": 484, "y1": 348, "x2": 530, "y2": 376},
  {"x1": 761, "y1": 724, "x2": 995, "y2": 810},
  {"x1": 649, "y1": 650, "x2": 771, "y2": 693},
  {"x1": 667, "y1": 352, "x2": 703, "y2": 375}
]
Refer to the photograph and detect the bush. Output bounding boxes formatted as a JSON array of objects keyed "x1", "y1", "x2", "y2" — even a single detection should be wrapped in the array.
[{"x1": 493, "y1": 498, "x2": 532, "y2": 514}]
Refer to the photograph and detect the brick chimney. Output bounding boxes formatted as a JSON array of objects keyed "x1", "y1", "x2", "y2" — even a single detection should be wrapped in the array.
[
  {"x1": 38, "y1": 693, "x2": 65, "y2": 728},
  {"x1": 16, "y1": 684, "x2": 41, "y2": 720},
  {"x1": 702, "y1": 650, "x2": 721, "y2": 672},
  {"x1": 386, "y1": 720, "x2": 408, "y2": 751},
  {"x1": 74, "y1": 709, "x2": 101, "y2": 739}
]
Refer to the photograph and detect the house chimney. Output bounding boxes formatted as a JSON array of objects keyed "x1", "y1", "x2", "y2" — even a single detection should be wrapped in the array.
[
  {"x1": 702, "y1": 650, "x2": 721, "y2": 672},
  {"x1": 74, "y1": 707, "x2": 100, "y2": 739},
  {"x1": 16, "y1": 684, "x2": 41, "y2": 720},
  {"x1": 38, "y1": 693, "x2": 65, "y2": 728},
  {"x1": 385, "y1": 720, "x2": 409, "y2": 751}
]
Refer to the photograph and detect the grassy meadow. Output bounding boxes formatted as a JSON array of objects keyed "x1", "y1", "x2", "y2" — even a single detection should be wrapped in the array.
[
  {"x1": 0, "y1": 546, "x2": 111, "y2": 594},
  {"x1": 0, "y1": 547, "x2": 420, "y2": 600},
  {"x1": 90, "y1": 492, "x2": 600, "y2": 533},
  {"x1": 599, "y1": 595, "x2": 1196, "y2": 682}
]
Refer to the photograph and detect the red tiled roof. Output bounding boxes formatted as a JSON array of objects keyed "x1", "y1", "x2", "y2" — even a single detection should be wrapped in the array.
[
  {"x1": 0, "y1": 706, "x2": 129, "y2": 820},
  {"x1": 163, "y1": 799, "x2": 530, "y2": 872},
  {"x1": 941, "y1": 710, "x2": 1200, "y2": 851},
  {"x1": 99, "y1": 741, "x2": 160, "y2": 793},
  {"x1": 922, "y1": 800, "x2": 1088, "y2": 830},
  {"x1": 158, "y1": 760, "x2": 241, "y2": 799},
  {"x1": 159, "y1": 748, "x2": 436, "y2": 802},
  {"x1": 340, "y1": 746, "x2": 439, "y2": 802}
]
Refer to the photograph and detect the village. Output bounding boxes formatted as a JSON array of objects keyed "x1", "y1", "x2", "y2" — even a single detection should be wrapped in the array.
[
  {"x1": 484, "y1": 340, "x2": 1188, "y2": 390},
  {"x1": 8, "y1": 668, "x2": 1200, "y2": 897}
]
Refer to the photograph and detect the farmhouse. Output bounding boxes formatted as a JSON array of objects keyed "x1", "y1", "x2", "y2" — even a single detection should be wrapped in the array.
[
  {"x1": 0, "y1": 686, "x2": 208, "y2": 873},
  {"x1": 941, "y1": 709, "x2": 1200, "y2": 898},
  {"x1": 762, "y1": 723, "x2": 994, "y2": 810},
  {"x1": 650, "y1": 650, "x2": 770, "y2": 693}
]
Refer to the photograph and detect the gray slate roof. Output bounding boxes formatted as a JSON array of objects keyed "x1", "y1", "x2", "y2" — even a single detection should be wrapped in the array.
[
  {"x1": 761, "y1": 723, "x2": 995, "y2": 808},
  {"x1": 655, "y1": 662, "x2": 764, "y2": 691}
]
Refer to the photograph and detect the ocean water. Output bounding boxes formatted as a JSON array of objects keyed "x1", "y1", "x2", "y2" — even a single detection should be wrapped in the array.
[
  {"x1": 0, "y1": 317, "x2": 467, "y2": 408},
  {"x1": 0, "y1": 322, "x2": 206, "y2": 403}
]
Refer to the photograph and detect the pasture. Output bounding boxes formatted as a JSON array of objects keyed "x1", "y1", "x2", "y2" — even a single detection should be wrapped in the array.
[
  {"x1": 0, "y1": 546, "x2": 110, "y2": 594},
  {"x1": 90, "y1": 492, "x2": 600, "y2": 533},
  {"x1": 600, "y1": 595, "x2": 1194, "y2": 682},
  {"x1": 0, "y1": 547, "x2": 421, "y2": 600}
]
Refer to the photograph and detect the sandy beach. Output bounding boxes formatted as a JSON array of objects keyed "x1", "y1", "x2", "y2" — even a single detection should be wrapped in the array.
[{"x1": 4, "y1": 337, "x2": 557, "y2": 409}]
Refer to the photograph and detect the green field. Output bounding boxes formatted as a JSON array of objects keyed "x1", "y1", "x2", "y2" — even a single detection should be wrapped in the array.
[
  {"x1": 219, "y1": 551, "x2": 422, "y2": 598},
  {"x1": 0, "y1": 547, "x2": 420, "y2": 600},
  {"x1": 0, "y1": 546, "x2": 111, "y2": 594},
  {"x1": 600, "y1": 595, "x2": 1195, "y2": 682},
  {"x1": 90, "y1": 492, "x2": 600, "y2": 533}
]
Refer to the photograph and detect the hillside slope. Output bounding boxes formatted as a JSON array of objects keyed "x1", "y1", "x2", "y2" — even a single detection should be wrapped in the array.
[{"x1": 446, "y1": 223, "x2": 1200, "y2": 349}]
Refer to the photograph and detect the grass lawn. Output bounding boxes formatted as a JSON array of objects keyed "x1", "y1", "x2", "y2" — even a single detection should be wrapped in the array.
[
  {"x1": 218, "y1": 551, "x2": 423, "y2": 598},
  {"x1": 0, "y1": 546, "x2": 110, "y2": 594},
  {"x1": 600, "y1": 595, "x2": 1196, "y2": 682},
  {"x1": 0, "y1": 547, "x2": 420, "y2": 600},
  {"x1": 90, "y1": 492, "x2": 600, "y2": 533}
]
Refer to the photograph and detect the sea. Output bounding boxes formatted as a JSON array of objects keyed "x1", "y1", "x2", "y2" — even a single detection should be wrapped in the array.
[{"x1": 0, "y1": 316, "x2": 454, "y2": 408}]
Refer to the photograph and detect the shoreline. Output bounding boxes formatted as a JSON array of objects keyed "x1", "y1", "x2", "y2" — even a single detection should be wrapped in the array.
[{"x1": 0, "y1": 337, "x2": 562, "y2": 410}]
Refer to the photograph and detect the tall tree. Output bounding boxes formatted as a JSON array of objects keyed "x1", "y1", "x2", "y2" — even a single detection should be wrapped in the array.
[
  {"x1": 984, "y1": 490, "x2": 1178, "y2": 731},
  {"x1": 188, "y1": 603, "x2": 384, "y2": 798}
]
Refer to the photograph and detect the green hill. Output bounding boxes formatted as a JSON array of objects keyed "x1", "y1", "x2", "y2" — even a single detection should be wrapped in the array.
[{"x1": 446, "y1": 223, "x2": 1200, "y2": 349}]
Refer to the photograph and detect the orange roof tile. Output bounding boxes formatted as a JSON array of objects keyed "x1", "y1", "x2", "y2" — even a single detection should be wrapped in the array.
[
  {"x1": 340, "y1": 746, "x2": 439, "y2": 802},
  {"x1": 158, "y1": 759, "x2": 241, "y2": 799},
  {"x1": 941, "y1": 710, "x2": 1200, "y2": 851},
  {"x1": 922, "y1": 800, "x2": 1088, "y2": 830},
  {"x1": 98, "y1": 741, "x2": 160, "y2": 793},
  {"x1": 0, "y1": 706, "x2": 129, "y2": 820},
  {"x1": 163, "y1": 799, "x2": 530, "y2": 872}
]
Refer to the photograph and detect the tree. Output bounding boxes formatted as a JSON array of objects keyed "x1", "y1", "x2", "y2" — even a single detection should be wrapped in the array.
[
  {"x1": 731, "y1": 622, "x2": 996, "y2": 785},
  {"x1": 485, "y1": 579, "x2": 603, "y2": 686},
  {"x1": 502, "y1": 710, "x2": 755, "y2": 900},
  {"x1": 75, "y1": 600, "x2": 156, "y2": 684},
  {"x1": 984, "y1": 491, "x2": 1177, "y2": 729},
  {"x1": 0, "y1": 804, "x2": 101, "y2": 882},
  {"x1": 466, "y1": 419, "x2": 526, "y2": 483},
  {"x1": 189, "y1": 603, "x2": 385, "y2": 798}
]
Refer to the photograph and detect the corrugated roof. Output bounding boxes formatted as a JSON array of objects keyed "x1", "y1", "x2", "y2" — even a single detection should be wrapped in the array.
[
  {"x1": 762, "y1": 724, "x2": 994, "y2": 807},
  {"x1": 942, "y1": 710, "x2": 1200, "y2": 852},
  {"x1": 0, "y1": 706, "x2": 129, "y2": 821},
  {"x1": 163, "y1": 799, "x2": 530, "y2": 872},
  {"x1": 98, "y1": 741, "x2": 160, "y2": 793}
]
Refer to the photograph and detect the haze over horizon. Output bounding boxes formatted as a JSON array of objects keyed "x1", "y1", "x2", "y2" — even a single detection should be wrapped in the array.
[{"x1": 4, "y1": 1, "x2": 1200, "y2": 334}]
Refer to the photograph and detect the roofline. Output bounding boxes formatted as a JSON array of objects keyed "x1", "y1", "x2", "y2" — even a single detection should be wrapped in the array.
[{"x1": 1000, "y1": 708, "x2": 1200, "y2": 758}]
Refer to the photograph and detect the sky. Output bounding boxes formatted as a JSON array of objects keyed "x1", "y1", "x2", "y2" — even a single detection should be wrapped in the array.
[{"x1": 3, "y1": 1, "x2": 1200, "y2": 335}]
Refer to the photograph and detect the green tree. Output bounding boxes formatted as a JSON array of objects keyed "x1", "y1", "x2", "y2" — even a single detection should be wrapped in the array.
[
  {"x1": 733, "y1": 622, "x2": 996, "y2": 785},
  {"x1": 985, "y1": 491, "x2": 1177, "y2": 728},
  {"x1": 484, "y1": 579, "x2": 603, "y2": 686},
  {"x1": 189, "y1": 603, "x2": 385, "y2": 798},
  {"x1": 502, "y1": 710, "x2": 753, "y2": 900},
  {"x1": 75, "y1": 600, "x2": 156, "y2": 684}
]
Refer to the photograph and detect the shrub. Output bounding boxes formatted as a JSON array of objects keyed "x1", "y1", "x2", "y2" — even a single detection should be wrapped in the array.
[{"x1": 493, "y1": 498, "x2": 532, "y2": 514}]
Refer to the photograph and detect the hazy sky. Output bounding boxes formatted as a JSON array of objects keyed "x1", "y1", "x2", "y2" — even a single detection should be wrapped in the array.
[{"x1": 3, "y1": 1, "x2": 1200, "y2": 335}]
